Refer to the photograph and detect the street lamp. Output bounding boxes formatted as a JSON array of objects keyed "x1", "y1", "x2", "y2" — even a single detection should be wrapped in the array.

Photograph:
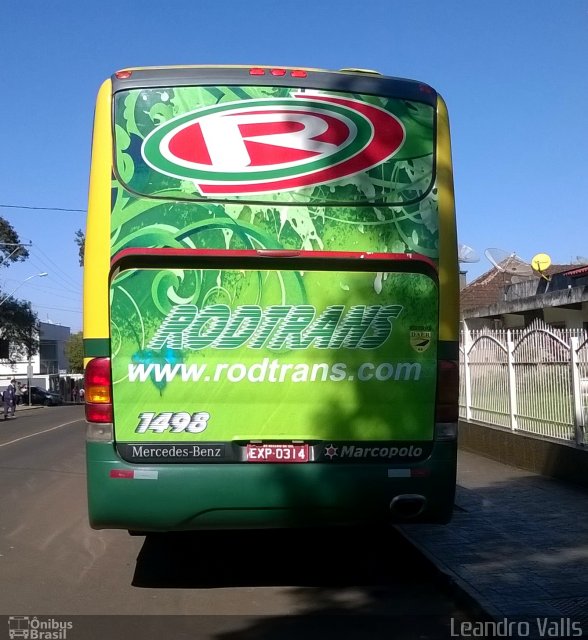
[{"x1": 0, "y1": 272, "x2": 48, "y2": 307}]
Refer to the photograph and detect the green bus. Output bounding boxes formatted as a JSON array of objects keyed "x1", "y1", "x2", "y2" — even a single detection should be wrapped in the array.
[{"x1": 84, "y1": 65, "x2": 459, "y2": 531}]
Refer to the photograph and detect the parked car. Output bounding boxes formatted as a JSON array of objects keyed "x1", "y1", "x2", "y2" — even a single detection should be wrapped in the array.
[{"x1": 23, "y1": 386, "x2": 62, "y2": 406}]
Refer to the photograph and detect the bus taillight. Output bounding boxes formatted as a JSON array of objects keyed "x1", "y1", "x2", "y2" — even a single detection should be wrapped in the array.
[
  {"x1": 435, "y1": 359, "x2": 459, "y2": 425},
  {"x1": 85, "y1": 357, "x2": 113, "y2": 423}
]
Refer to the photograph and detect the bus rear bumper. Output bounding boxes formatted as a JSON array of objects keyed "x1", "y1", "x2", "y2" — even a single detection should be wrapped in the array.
[{"x1": 86, "y1": 441, "x2": 457, "y2": 531}]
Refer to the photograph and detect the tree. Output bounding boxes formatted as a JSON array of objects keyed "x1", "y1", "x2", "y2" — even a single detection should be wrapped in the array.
[
  {"x1": 75, "y1": 229, "x2": 85, "y2": 267},
  {"x1": 0, "y1": 216, "x2": 39, "y2": 363},
  {"x1": 0, "y1": 216, "x2": 29, "y2": 264},
  {"x1": 64, "y1": 331, "x2": 84, "y2": 373},
  {"x1": 0, "y1": 299, "x2": 39, "y2": 363}
]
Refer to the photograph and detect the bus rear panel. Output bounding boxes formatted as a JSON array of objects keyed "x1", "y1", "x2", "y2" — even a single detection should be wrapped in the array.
[{"x1": 84, "y1": 66, "x2": 459, "y2": 531}]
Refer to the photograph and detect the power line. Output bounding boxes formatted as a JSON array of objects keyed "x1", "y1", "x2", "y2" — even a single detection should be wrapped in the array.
[
  {"x1": 32, "y1": 246, "x2": 82, "y2": 292},
  {"x1": 1, "y1": 279, "x2": 81, "y2": 302},
  {"x1": 0, "y1": 203, "x2": 86, "y2": 213},
  {"x1": 33, "y1": 304, "x2": 82, "y2": 313}
]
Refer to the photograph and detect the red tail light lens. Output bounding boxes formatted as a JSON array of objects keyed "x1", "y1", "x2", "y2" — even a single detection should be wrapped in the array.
[
  {"x1": 436, "y1": 360, "x2": 459, "y2": 423},
  {"x1": 86, "y1": 402, "x2": 113, "y2": 423},
  {"x1": 85, "y1": 357, "x2": 112, "y2": 423}
]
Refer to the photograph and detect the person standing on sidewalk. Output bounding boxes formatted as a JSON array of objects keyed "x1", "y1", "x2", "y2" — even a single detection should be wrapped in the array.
[{"x1": 3, "y1": 380, "x2": 17, "y2": 419}]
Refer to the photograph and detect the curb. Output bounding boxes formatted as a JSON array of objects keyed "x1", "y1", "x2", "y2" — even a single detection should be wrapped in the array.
[{"x1": 396, "y1": 525, "x2": 500, "y2": 622}]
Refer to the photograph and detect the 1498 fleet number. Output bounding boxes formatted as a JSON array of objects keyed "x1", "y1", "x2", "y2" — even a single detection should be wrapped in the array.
[{"x1": 135, "y1": 411, "x2": 210, "y2": 434}]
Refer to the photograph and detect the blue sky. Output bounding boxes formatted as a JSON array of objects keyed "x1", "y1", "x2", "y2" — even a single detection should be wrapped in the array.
[{"x1": 1, "y1": 0, "x2": 587, "y2": 332}]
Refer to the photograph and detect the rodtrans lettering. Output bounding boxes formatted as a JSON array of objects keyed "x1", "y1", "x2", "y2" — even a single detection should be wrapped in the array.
[{"x1": 147, "y1": 304, "x2": 403, "y2": 351}]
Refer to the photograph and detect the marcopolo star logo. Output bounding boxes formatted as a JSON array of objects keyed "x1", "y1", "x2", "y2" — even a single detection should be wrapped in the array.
[
  {"x1": 324, "y1": 444, "x2": 339, "y2": 460},
  {"x1": 141, "y1": 92, "x2": 405, "y2": 195}
]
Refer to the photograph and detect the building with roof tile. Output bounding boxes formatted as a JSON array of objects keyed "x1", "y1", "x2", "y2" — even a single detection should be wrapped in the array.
[{"x1": 460, "y1": 257, "x2": 588, "y2": 330}]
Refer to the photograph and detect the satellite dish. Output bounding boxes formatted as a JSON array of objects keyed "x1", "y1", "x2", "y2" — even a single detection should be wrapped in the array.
[
  {"x1": 484, "y1": 248, "x2": 534, "y2": 278},
  {"x1": 458, "y1": 243, "x2": 480, "y2": 264},
  {"x1": 484, "y1": 248, "x2": 515, "y2": 271},
  {"x1": 531, "y1": 252, "x2": 552, "y2": 281},
  {"x1": 531, "y1": 253, "x2": 552, "y2": 272}
]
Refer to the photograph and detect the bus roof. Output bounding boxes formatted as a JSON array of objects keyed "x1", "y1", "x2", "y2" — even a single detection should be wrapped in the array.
[{"x1": 110, "y1": 65, "x2": 437, "y2": 106}]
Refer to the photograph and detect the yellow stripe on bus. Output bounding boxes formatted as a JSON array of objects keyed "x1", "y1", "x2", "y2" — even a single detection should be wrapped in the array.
[
  {"x1": 436, "y1": 95, "x2": 459, "y2": 343},
  {"x1": 83, "y1": 79, "x2": 112, "y2": 343}
]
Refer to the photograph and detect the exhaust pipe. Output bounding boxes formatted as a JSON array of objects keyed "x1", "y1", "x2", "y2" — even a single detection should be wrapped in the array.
[{"x1": 390, "y1": 494, "x2": 427, "y2": 519}]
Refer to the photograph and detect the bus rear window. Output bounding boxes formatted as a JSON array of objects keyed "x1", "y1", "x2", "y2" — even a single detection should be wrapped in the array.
[{"x1": 113, "y1": 86, "x2": 435, "y2": 206}]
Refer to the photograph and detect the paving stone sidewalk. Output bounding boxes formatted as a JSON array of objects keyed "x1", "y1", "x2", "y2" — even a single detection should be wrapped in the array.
[{"x1": 399, "y1": 449, "x2": 588, "y2": 636}]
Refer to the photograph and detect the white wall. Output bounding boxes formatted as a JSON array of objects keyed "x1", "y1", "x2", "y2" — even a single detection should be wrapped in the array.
[{"x1": 0, "y1": 321, "x2": 71, "y2": 380}]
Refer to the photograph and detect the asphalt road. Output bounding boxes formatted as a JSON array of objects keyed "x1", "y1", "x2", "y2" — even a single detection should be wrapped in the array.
[{"x1": 0, "y1": 406, "x2": 484, "y2": 639}]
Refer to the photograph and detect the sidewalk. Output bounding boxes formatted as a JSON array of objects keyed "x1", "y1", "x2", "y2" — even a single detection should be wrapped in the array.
[
  {"x1": 4, "y1": 401, "x2": 79, "y2": 417},
  {"x1": 15, "y1": 403, "x2": 44, "y2": 412},
  {"x1": 399, "y1": 449, "x2": 588, "y2": 634},
  {"x1": 2, "y1": 404, "x2": 43, "y2": 418}
]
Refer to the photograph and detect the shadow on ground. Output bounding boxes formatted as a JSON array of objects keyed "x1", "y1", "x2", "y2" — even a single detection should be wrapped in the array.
[{"x1": 130, "y1": 525, "x2": 486, "y2": 639}]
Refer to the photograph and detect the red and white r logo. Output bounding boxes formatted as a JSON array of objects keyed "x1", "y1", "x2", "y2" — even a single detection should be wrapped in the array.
[
  {"x1": 142, "y1": 92, "x2": 405, "y2": 195},
  {"x1": 164, "y1": 108, "x2": 352, "y2": 170}
]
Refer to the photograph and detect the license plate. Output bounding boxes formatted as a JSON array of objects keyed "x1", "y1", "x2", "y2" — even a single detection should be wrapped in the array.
[{"x1": 246, "y1": 444, "x2": 309, "y2": 463}]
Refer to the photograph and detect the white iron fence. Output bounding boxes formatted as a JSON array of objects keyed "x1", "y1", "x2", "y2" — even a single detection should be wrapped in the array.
[{"x1": 459, "y1": 320, "x2": 588, "y2": 446}]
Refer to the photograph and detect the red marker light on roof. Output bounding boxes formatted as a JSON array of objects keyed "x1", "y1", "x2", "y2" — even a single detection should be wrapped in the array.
[
  {"x1": 115, "y1": 70, "x2": 133, "y2": 79},
  {"x1": 291, "y1": 70, "x2": 307, "y2": 78},
  {"x1": 249, "y1": 68, "x2": 265, "y2": 76},
  {"x1": 271, "y1": 68, "x2": 286, "y2": 76}
]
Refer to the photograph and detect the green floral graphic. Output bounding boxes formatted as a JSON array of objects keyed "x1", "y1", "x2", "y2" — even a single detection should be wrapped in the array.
[
  {"x1": 110, "y1": 87, "x2": 438, "y2": 319},
  {"x1": 108, "y1": 86, "x2": 440, "y2": 441},
  {"x1": 111, "y1": 269, "x2": 438, "y2": 442}
]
